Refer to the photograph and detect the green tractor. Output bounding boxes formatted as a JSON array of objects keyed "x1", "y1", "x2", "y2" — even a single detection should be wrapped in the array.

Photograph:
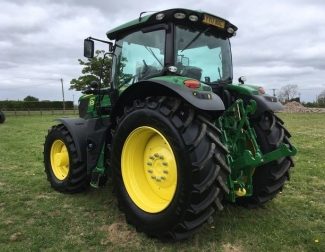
[
  {"x1": 0, "y1": 111, "x2": 5, "y2": 124},
  {"x1": 43, "y1": 8, "x2": 297, "y2": 240}
]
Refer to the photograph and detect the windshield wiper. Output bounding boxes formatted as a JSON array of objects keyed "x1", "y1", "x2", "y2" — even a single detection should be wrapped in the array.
[
  {"x1": 144, "y1": 46, "x2": 163, "y2": 67},
  {"x1": 181, "y1": 27, "x2": 210, "y2": 52}
]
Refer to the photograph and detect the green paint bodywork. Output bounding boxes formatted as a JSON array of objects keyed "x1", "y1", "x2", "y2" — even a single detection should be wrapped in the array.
[
  {"x1": 106, "y1": 15, "x2": 151, "y2": 38},
  {"x1": 225, "y1": 83, "x2": 260, "y2": 95},
  {"x1": 79, "y1": 91, "x2": 111, "y2": 118}
]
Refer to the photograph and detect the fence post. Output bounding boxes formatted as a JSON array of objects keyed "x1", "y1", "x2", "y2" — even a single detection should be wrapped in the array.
[
  {"x1": 14, "y1": 109, "x2": 17, "y2": 116},
  {"x1": 40, "y1": 109, "x2": 42, "y2": 116},
  {"x1": 28, "y1": 109, "x2": 30, "y2": 116}
]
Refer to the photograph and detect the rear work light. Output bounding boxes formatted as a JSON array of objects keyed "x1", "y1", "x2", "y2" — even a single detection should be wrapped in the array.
[
  {"x1": 174, "y1": 12, "x2": 186, "y2": 19},
  {"x1": 184, "y1": 79, "x2": 200, "y2": 89},
  {"x1": 156, "y1": 13, "x2": 165, "y2": 20},
  {"x1": 189, "y1": 15, "x2": 198, "y2": 22}
]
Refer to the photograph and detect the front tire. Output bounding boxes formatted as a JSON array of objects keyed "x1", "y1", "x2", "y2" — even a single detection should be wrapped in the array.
[
  {"x1": 44, "y1": 124, "x2": 89, "y2": 193},
  {"x1": 237, "y1": 112, "x2": 294, "y2": 207},
  {"x1": 111, "y1": 97, "x2": 230, "y2": 240}
]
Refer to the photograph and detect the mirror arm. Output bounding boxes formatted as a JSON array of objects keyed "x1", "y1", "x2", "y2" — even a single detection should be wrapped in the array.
[{"x1": 87, "y1": 37, "x2": 113, "y2": 51}]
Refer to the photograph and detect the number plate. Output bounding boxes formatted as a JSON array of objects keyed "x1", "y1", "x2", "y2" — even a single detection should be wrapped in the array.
[{"x1": 202, "y1": 14, "x2": 225, "y2": 29}]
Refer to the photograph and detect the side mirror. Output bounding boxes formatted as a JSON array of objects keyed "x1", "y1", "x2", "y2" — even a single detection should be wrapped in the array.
[
  {"x1": 177, "y1": 55, "x2": 189, "y2": 66},
  {"x1": 84, "y1": 39, "x2": 94, "y2": 58}
]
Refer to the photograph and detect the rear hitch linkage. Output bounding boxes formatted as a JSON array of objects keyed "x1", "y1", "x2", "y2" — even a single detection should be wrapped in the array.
[{"x1": 217, "y1": 99, "x2": 297, "y2": 202}]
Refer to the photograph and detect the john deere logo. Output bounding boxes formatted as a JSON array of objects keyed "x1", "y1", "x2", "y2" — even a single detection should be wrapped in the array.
[{"x1": 89, "y1": 98, "x2": 95, "y2": 106}]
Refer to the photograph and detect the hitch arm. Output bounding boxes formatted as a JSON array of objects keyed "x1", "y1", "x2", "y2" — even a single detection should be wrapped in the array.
[{"x1": 217, "y1": 99, "x2": 296, "y2": 202}]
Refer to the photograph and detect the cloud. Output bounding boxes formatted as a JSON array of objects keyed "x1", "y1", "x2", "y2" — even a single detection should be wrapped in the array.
[{"x1": 0, "y1": 0, "x2": 324, "y2": 102}]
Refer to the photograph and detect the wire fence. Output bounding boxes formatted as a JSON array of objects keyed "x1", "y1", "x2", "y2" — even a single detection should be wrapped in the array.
[{"x1": 1, "y1": 109, "x2": 78, "y2": 117}]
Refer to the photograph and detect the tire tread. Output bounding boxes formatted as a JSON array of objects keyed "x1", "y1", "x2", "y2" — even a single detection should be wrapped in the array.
[{"x1": 110, "y1": 96, "x2": 230, "y2": 241}]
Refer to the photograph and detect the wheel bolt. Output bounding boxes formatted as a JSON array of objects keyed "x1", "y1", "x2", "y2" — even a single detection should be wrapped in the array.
[
  {"x1": 163, "y1": 170, "x2": 168, "y2": 174},
  {"x1": 162, "y1": 162, "x2": 168, "y2": 166},
  {"x1": 161, "y1": 176, "x2": 166, "y2": 180},
  {"x1": 154, "y1": 153, "x2": 160, "y2": 158},
  {"x1": 147, "y1": 162, "x2": 152, "y2": 166},
  {"x1": 149, "y1": 156, "x2": 155, "y2": 160},
  {"x1": 156, "y1": 179, "x2": 161, "y2": 182},
  {"x1": 151, "y1": 176, "x2": 156, "y2": 179},
  {"x1": 147, "y1": 170, "x2": 153, "y2": 173},
  {"x1": 159, "y1": 155, "x2": 164, "y2": 160}
]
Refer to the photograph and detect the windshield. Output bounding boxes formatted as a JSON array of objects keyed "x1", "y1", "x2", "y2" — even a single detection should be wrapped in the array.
[
  {"x1": 113, "y1": 29, "x2": 165, "y2": 87},
  {"x1": 175, "y1": 25, "x2": 232, "y2": 84}
]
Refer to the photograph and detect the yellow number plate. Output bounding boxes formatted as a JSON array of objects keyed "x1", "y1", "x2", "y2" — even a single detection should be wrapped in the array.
[{"x1": 202, "y1": 14, "x2": 225, "y2": 29}]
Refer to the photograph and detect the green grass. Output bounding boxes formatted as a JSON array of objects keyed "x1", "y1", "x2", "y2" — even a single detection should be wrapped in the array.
[{"x1": 0, "y1": 114, "x2": 324, "y2": 251}]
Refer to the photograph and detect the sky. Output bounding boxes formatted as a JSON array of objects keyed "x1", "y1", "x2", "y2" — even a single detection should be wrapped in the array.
[{"x1": 0, "y1": 0, "x2": 324, "y2": 103}]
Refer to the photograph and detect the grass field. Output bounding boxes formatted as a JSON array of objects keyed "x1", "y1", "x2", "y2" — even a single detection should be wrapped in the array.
[{"x1": 0, "y1": 113, "x2": 324, "y2": 251}]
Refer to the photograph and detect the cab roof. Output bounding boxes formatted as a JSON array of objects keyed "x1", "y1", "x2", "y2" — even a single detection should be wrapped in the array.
[{"x1": 106, "y1": 8, "x2": 237, "y2": 40}]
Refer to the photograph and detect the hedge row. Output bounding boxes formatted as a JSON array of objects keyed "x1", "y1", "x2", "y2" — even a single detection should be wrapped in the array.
[
  {"x1": 0, "y1": 100, "x2": 74, "y2": 110},
  {"x1": 303, "y1": 102, "x2": 325, "y2": 108}
]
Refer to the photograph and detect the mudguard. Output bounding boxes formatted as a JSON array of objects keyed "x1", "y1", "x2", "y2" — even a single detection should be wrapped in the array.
[
  {"x1": 249, "y1": 94, "x2": 283, "y2": 117},
  {"x1": 111, "y1": 80, "x2": 225, "y2": 119},
  {"x1": 55, "y1": 117, "x2": 111, "y2": 173},
  {"x1": 225, "y1": 84, "x2": 283, "y2": 117}
]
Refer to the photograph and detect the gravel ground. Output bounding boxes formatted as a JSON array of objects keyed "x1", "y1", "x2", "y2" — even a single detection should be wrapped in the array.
[{"x1": 282, "y1": 101, "x2": 325, "y2": 113}]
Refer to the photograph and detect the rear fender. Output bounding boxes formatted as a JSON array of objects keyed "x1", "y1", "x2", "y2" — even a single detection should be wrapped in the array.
[
  {"x1": 225, "y1": 84, "x2": 283, "y2": 117},
  {"x1": 248, "y1": 94, "x2": 283, "y2": 117},
  {"x1": 111, "y1": 80, "x2": 225, "y2": 120}
]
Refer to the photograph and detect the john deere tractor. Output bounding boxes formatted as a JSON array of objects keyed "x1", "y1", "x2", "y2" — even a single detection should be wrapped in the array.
[{"x1": 44, "y1": 9, "x2": 297, "y2": 240}]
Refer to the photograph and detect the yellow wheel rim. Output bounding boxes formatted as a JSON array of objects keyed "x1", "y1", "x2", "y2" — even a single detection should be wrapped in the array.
[
  {"x1": 121, "y1": 126, "x2": 177, "y2": 213},
  {"x1": 50, "y1": 140, "x2": 69, "y2": 180}
]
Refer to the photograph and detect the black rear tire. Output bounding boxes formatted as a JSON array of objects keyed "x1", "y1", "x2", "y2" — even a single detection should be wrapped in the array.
[
  {"x1": 0, "y1": 111, "x2": 5, "y2": 124},
  {"x1": 237, "y1": 111, "x2": 294, "y2": 207},
  {"x1": 44, "y1": 124, "x2": 89, "y2": 193},
  {"x1": 110, "y1": 97, "x2": 230, "y2": 241}
]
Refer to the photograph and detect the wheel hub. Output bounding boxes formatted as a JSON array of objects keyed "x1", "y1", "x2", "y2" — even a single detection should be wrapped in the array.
[
  {"x1": 121, "y1": 126, "x2": 177, "y2": 213},
  {"x1": 50, "y1": 140, "x2": 69, "y2": 180},
  {"x1": 144, "y1": 145, "x2": 176, "y2": 190},
  {"x1": 54, "y1": 153, "x2": 68, "y2": 167}
]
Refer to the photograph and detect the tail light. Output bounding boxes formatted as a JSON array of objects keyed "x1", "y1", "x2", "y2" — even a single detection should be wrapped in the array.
[{"x1": 184, "y1": 79, "x2": 200, "y2": 89}]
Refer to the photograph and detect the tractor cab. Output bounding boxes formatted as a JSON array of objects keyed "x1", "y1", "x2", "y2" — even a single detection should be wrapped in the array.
[{"x1": 106, "y1": 9, "x2": 237, "y2": 88}]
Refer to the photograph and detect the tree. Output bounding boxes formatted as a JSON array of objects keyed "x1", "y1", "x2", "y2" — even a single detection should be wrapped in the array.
[
  {"x1": 317, "y1": 89, "x2": 325, "y2": 106},
  {"x1": 24, "y1": 95, "x2": 39, "y2": 102},
  {"x1": 70, "y1": 50, "x2": 112, "y2": 91},
  {"x1": 115, "y1": 54, "x2": 134, "y2": 87},
  {"x1": 277, "y1": 84, "x2": 298, "y2": 103},
  {"x1": 70, "y1": 50, "x2": 133, "y2": 91}
]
